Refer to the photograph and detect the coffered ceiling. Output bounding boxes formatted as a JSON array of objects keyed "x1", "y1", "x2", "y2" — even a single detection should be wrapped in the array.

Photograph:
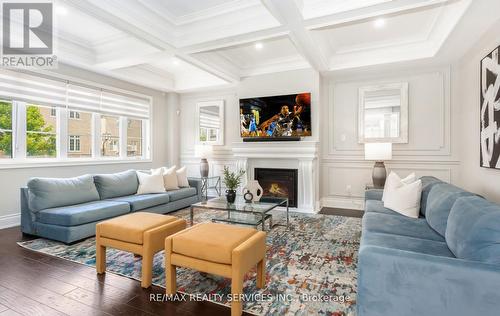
[{"x1": 50, "y1": 0, "x2": 495, "y2": 92}]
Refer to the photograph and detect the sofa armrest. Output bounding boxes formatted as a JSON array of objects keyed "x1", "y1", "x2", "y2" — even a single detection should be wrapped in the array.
[
  {"x1": 357, "y1": 245, "x2": 500, "y2": 316},
  {"x1": 20, "y1": 187, "x2": 35, "y2": 234},
  {"x1": 364, "y1": 189, "x2": 383, "y2": 201},
  {"x1": 188, "y1": 178, "x2": 203, "y2": 201}
]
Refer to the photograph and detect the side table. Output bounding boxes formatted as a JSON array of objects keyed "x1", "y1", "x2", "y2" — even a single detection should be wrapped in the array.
[{"x1": 192, "y1": 176, "x2": 222, "y2": 199}]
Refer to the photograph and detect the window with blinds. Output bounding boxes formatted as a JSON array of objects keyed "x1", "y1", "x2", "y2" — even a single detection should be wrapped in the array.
[{"x1": 0, "y1": 69, "x2": 151, "y2": 163}]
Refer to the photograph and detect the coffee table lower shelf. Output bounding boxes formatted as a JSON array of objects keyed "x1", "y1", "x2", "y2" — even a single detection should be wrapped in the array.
[
  {"x1": 211, "y1": 212, "x2": 273, "y2": 230},
  {"x1": 189, "y1": 196, "x2": 289, "y2": 231}
]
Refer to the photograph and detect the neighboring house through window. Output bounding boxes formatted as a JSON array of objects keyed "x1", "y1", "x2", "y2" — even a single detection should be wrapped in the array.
[
  {"x1": 69, "y1": 135, "x2": 81, "y2": 152},
  {"x1": 69, "y1": 111, "x2": 80, "y2": 119}
]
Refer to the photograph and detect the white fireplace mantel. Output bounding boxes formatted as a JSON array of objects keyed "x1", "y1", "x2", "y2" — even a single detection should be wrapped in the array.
[
  {"x1": 231, "y1": 141, "x2": 319, "y2": 213},
  {"x1": 231, "y1": 141, "x2": 319, "y2": 160}
]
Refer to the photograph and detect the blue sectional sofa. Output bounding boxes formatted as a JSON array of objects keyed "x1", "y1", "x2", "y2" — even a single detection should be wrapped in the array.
[
  {"x1": 20, "y1": 169, "x2": 202, "y2": 244},
  {"x1": 358, "y1": 176, "x2": 500, "y2": 316}
]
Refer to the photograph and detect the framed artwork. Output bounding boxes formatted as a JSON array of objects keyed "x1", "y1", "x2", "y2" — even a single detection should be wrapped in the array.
[{"x1": 480, "y1": 45, "x2": 500, "y2": 169}]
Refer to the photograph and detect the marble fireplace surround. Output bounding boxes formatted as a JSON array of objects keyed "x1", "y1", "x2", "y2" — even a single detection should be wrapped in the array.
[{"x1": 231, "y1": 141, "x2": 319, "y2": 213}]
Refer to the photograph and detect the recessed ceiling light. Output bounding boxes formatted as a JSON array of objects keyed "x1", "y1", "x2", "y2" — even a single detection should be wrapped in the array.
[
  {"x1": 255, "y1": 42, "x2": 263, "y2": 50},
  {"x1": 374, "y1": 18, "x2": 385, "y2": 28},
  {"x1": 172, "y1": 58, "x2": 180, "y2": 66},
  {"x1": 55, "y1": 6, "x2": 68, "y2": 16}
]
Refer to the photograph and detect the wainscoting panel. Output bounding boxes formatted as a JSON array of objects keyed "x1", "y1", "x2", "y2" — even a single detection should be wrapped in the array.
[
  {"x1": 320, "y1": 160, "x2": 460, "y2": 210},
  {"x1": 327, "y1": 67, "x2": 452, "y2": 158}
]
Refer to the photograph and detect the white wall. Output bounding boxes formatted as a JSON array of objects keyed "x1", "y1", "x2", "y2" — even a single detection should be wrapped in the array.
[
  {"x1": 179, "y1": 69, "x2": 320, "y2": 180},
  {"x1": 456, "y1": 19, "x2": 500, "y2": 203},
  {"x1": 320, "y1": 64, "x2": 461, "y2": 209},
  {"x1": 178, "y1": 65, "x2": 463, "y2": 211},
  {"x1": 0, "y1": 64, "x2": 173, "y2": 228}
]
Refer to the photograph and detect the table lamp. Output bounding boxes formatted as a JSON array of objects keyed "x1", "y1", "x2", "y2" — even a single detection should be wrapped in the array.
[
  {"x1": 194, "y1": 144, "x2": 212, "y2": 177},
  {"x1": 364, "y1": 143, "x2": 392, "y2": 188}
]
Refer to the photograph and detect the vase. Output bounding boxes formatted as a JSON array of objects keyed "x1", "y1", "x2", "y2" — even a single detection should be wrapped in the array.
[
  {"x1": 242, "y1": 180, "x2": 263, "y2": 202},
  {"x1": 226, "y1": 189, "x2": 236, "y2": 203},
  {"x1": 200, "y1": 158, "x2": 209, "y2": 177}
]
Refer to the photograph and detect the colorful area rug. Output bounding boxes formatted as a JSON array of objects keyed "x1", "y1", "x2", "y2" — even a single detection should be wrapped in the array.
[{"x1": 18, "y1": 209, "x2": 361, "y2": 315}]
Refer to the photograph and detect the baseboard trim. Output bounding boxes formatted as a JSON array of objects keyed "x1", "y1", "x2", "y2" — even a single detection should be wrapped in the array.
[
  {"x1": 321, "y1": 197, "x2": 365, "y2": 210},
  {"x1": 0, "y1": 213, "x2": 20, "y2": 229}
]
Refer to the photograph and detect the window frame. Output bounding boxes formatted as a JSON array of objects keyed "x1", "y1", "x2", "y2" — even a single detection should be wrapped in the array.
[
  {"x1": 0, "y1": 100, "x2": 14, "y2": 159},
  {"x1": 69, "y1": 111, "x2": 80, "y2": 120},
  {"x1": 25, "y1": 104, "x2": 58, "y2": 159},
  {"x1": 0, "y1": 93, "x2": 152, "y2": 169},
  {"x1": 68, "y1": 135, "x2": 81, "y2": 152}
]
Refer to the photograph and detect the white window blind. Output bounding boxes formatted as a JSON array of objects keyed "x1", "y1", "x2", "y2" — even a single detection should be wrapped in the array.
[
  {"x1": 199, "y1": 108, "x2": 220, "y2": 129},
  {"x1": 0, "y1": 70, "x2": 151, "y2": 119},
  {"x1": 0, "y1": 70, "x2": 67, "y2": 108}
]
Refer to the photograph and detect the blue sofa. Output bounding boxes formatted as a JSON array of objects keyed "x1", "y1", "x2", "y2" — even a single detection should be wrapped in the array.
[
  {"x1": 358, "y1": 176, "x2": 500, "y2": 316},
  {"x1": 21, "y1": 170, "x2": 202, "y2": 244}
]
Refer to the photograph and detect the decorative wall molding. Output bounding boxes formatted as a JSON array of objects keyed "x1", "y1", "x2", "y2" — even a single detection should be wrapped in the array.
[
  {"x1": 321, "y1": 197, "x2": 365, "y2": 211},
  {"x1": 326, "y1": 66, "x2": 453, "y2": 158},
  {"x1": 0, "y1": 213, "x2": 20, "y2": 229},
  {"x1": 181, "y1": 141, "x2": 320, "y2": 213}
]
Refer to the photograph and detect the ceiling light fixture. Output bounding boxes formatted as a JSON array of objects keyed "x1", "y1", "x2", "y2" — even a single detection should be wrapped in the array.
[
  {"x1": 172, "y1": 58, "x2": 180, "y2": 66},
  {"x1": 255, "y1": 42, "x2": 263, "y2": 50},
  {"x1": 55, "y1": 6, "x2": 68, "y2": 15},
  {"x1": 374, "y1": 18, "x2": 385, "y2": 28}
]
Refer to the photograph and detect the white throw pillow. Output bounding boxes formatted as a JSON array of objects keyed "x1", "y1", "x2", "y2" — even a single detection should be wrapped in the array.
[
  {"x1": 382, "y1": 172, "x2": 416, "y2": 202},
  {"x1": 176, "y1": 166, "x2": 189, "y2": 187},
  {"x1": 136, "y1": 169, "x2": 166, "y2": 194},
  {"x1": 384, "y1": 179, "x2": 422, "y2": 218},
  {"x1": 162, "y1": 166, "x2": 180, "y2": 191}
]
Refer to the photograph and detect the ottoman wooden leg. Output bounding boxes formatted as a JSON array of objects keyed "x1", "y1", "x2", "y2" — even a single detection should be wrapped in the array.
[
  {"x1": 141, "y1": 250, "x2": 153, "y2": 288},
  {"x1": 166, "y1": 263, "x2": 177, "y2": 294},
  {"x1": 231, "y1": 272, "x2": 243, "y2": 316},
  {"x1": 96, "y1": 242, "x2": 106, "y2": 274},
  {"x1": 256, "y1": 258, "x2": 266, "y2": 289}
]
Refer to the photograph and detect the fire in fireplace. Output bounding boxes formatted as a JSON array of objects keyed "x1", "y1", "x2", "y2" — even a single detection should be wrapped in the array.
[{"x1": 254, "y1": 168, "x2": 298, "y2": 207}]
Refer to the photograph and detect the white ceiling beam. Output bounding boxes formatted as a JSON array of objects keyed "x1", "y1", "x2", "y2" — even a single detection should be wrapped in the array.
[
  {"x1": 95, "y1": 51, "x2": 174, "y2": 70},
  {"x1": 260, "y1": 0, "x2": 329, "y2": 72},
  {"x1": 179, "y1": 54, "x2": 241, "y2": 83},
  {"x1": 61, "y1": 0, "x2": 174, "y2": 51},
  {"x1": 178, "y1": 26, "x2": 290, "y2": 54},
  {"x1": 303, "y1": 0, "x2": 452, "y2": 30},
  {"x1": 60, "y1": 0, "x2": 239, "y2": 84}
]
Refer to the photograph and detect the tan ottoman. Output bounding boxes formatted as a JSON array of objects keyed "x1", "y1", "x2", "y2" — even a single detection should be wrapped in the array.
[
  {"x1": 96, "y1": 212, "x2": 186, "y2": 288},
  {"x1": 165, "y1": 223, "x2": 266, "y2": 316}
]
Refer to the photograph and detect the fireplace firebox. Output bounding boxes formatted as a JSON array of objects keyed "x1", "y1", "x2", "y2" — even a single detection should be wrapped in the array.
[{"x1": 254, "y1": 168, "x2": 298, "y2": 207}]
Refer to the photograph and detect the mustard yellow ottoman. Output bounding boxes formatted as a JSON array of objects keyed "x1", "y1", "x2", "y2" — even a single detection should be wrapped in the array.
[
  {"x1": 96, "y1": 212, "x2": 186, "y2": 288},
  {"x1": 165, "y1": 223, "x2": 266, "y2": 316}
]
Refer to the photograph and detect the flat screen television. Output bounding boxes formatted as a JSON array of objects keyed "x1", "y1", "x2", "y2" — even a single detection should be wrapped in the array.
[{"x1": 239, "y1": 92, "x2": 311, "y2": 139}]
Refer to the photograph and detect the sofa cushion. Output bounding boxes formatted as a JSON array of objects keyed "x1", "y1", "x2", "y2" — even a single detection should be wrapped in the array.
[
  {"x1": 365, "y1": 200, "x2": 404, "y2": 216},
  {"x1": 361, "y1": 231, "x2": 454, "y2": 258},
  {"x1": 167, "y1": 187, "x2": 197, "y2": 202},
  {"x1": 93, "y1": 170, "x2": 138, "y2": 199},
  {"x1": 363, "y1": 212, "x2": 444, "y2": 242},
  {"x1": 446, "y1": 196, "x2": 500, "y2": 264},
  {"x1": 110, "y1": 193, "x2": 170, "y2": 211},
  {"x1": 425, "y1": 183, "x2": 475, "y2": 237},
  {"x1": 28, "y1": 175, "x2": 100, "y2": 212},
  {"x1": 37, "y1": 200, "x2": 130, "y2": 226},
  {"x1": 419, "y1": 176, "x2": 443, "y2": 216}
]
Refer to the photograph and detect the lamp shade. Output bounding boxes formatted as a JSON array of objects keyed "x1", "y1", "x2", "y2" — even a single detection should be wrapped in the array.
[
  {"x1": 364, "y1": 143, "x2": 392, "y2": 161},
  {"x1": 194, "y1": 144, "x2": 212, "y2": 158}
]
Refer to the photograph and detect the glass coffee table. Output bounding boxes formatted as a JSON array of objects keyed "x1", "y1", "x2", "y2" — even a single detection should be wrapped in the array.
[{"x1": 190, "y1": 196, "x2": 289, "y2": 231}]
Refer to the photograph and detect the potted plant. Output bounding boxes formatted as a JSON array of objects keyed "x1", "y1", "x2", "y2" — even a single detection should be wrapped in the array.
[{"x1": 222, "y1": 166, "x2": 245, "y2": 203}]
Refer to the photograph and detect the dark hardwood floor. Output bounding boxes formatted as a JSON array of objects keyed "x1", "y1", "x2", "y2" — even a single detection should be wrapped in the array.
[
  {"x1": 319, "y1": 207, "x2": 364, "y2": 218},
  {"x1": 0, "y1": 209, "x2": 360, "y2": 315},
  {"x1": 0, "y1": 226, "x2": 249, "y2": 316}
]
